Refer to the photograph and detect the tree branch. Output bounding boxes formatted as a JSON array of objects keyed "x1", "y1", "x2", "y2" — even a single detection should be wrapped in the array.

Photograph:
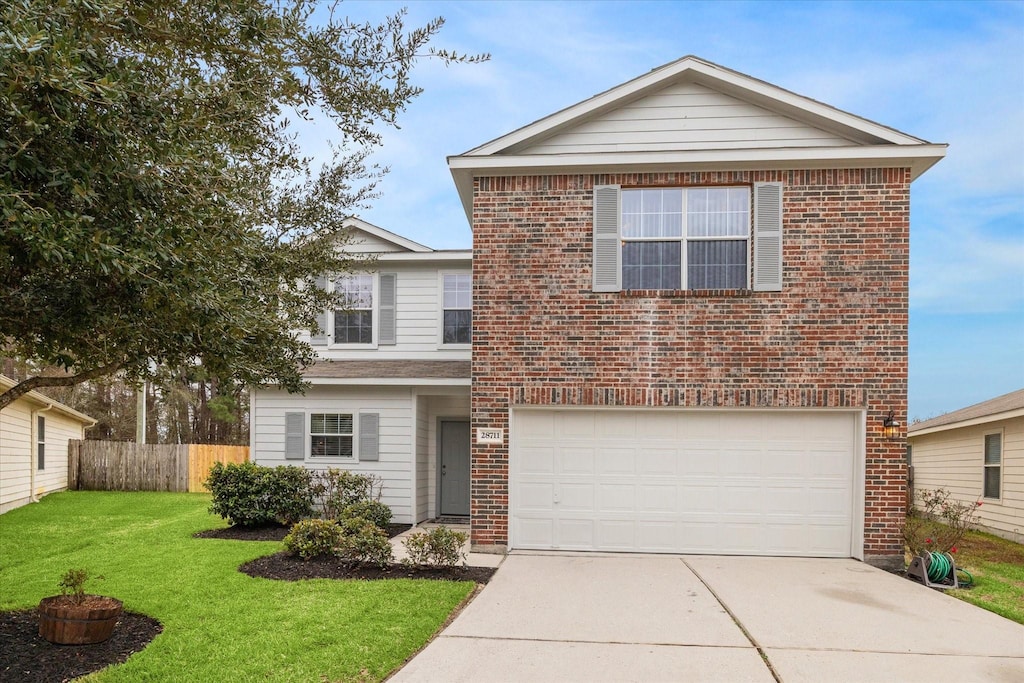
[{"x1": 0, "y1": 363, "x2": 122, "y2": 412}]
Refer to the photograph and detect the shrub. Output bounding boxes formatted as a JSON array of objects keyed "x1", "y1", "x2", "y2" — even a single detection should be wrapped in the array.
[
  {"x1": 337, "y1": 518, "x2": 393, "y2": 567},
  {"x1": 903, "y1": 487, "x2": 981, "y2": 556},
  {"x1": 401, "y1": 526, "x2": 467, "y2": 567},
  {"x1": 266, "y1": 466, "x2": 315, "y2": 525},
  {"x1": 206, "y1": 462, "x2": 315, "y2": 527},
  {"x1": 312, "y1": 469, "x2": 382, "y2": 519},
  {"x1": 339, "y1": 500, "x2": 392, "y2": 530},
  {"x1": 283, "y1": 519, "x2": 344, "y2": 560}
]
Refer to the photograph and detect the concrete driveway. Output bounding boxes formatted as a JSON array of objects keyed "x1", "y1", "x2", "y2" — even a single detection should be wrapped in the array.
[{"x1": 391, "y1": 553, "x2": 1024, "y2": 683}]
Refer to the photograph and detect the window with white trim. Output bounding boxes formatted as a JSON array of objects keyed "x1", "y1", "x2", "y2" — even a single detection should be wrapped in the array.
[
  {"x1": 334, "y1": 275, "x2": 373, "y2": 344},
  {"x1": 310, "y1": 413, "x2": 354, "y2": 459},
  {"x1": 37, "y1": 415, "x2": 45, "y2": 470},
  {"x1": 442, "y1": 273, "x2": 472, "y2": 344},
  {"x1": 983, "y1": 433, "x2": 1001, "y2": 499},
  {"x1": 621, "y1": 187, "x2": 750, "y2": 290}
]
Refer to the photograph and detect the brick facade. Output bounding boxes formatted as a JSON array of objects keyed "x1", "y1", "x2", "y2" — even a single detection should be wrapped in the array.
[{"x1": 470, "y1": 169, "x2": 910, "y2": 566}]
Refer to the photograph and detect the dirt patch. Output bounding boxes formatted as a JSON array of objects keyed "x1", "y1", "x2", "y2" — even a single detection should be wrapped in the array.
[
  {"x1": 958, "y1": 532, "x2": 1024, "y2": 565},
  {"x1": 0, "y1": 609, "x2": 161, "y2": 683},
  {"x1": 241, "y1": 551, "x2": 497, "y2": 584},
  {"x1": 194, "y1": 523, "x2": 412, "y2": 542}
]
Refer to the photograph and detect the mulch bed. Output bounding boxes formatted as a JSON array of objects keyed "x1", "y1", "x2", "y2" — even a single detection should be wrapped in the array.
[
  {"x1": 241, "y1": 552, "x2": 497, "y2": 584},
  {"x1": 0, "y1": 609, "x2": 162, "y2": 683},
  {"x1": 193, "y1": 522, "x2": 412, "y2": 541}
]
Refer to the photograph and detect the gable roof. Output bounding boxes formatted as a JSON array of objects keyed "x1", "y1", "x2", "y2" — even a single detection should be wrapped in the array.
[
  {"x1": 909, "y1": 388, "x2": 1024, "y2": 437},
  {"x1": 449, "y1": 55, "x2": 947, "y2": 222},
  {"x1": 344, "y1": 217, "x2": 433, "y2": 253},
  {"x1": 0, "y1": 375, "x2": 97, "y2": 425}
]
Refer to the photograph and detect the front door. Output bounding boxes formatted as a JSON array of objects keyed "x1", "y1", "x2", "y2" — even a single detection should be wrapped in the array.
[{"x1": 439, "y1": 420, "x2": 471, "y2": 517}]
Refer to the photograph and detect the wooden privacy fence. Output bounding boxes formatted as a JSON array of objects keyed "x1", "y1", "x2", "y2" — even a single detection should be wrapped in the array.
[{"x1": 68, "y1": 441, "x2": 249, "y2": 493}]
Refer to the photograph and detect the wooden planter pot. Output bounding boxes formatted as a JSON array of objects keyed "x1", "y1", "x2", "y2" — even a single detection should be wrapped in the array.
[{"x1": 38, "y1": 595, "x2": 123, "y2": 645}]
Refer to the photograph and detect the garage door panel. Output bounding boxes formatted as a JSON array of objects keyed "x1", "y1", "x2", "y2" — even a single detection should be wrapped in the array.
[{"x1": 512, "y1": 409, "x2": 857, "y2": 557}]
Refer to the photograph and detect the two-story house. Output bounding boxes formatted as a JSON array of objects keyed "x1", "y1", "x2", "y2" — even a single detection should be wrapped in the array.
[
  {"x1": 253, "y1": 56, "x2": 945, "y2": 570},
  {"x1": 251, "y1": 219, "x2": 472, "y2": 525}
]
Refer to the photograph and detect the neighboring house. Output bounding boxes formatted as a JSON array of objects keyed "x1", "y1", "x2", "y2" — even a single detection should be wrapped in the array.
[
  {"x1": 908, "y1": 389, "x2": 1024, "y2": 544},
  {"x1": 0, "y1": 375, "x2": 96, "y2": 514},
  {"x1": 251, "y1": 219, "x2": 472, "y2": 524},
  {"x1": 448, "y1": 55, "x2": 945, "y2": 570}
]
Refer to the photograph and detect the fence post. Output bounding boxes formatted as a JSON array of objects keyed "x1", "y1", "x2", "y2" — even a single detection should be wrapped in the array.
[{"x1": 67, "y1": 440, "x2": 81, "y2": 491}]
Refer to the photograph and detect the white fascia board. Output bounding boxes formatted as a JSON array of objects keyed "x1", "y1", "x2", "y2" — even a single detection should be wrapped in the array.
[
  {"x1": 908, "y1": 408, "x2": 1024, "y2": 438},
  {"x1": 376, "y1": 251, "x2": 471, "y2": 263},
  {"x1": 463, "y1": 56, "x2": 928, "y2": 158},
  {"x1": 344, "y1": 217, "x2": 433, "y2": 253},
  {"x1": 305, "y1": 377, "x2": 471, "y2": 387},
  {"x1": 449, "y1": 144, "x2": 947, "y2": 224}
]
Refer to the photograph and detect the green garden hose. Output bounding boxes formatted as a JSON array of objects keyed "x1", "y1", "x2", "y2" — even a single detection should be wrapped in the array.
[
  {"x1": 956, "y1": 568, "x2": 974, "y2": 587},
  {"x1": 925, "y1": 551, "x2": 954, "y2": 582}
]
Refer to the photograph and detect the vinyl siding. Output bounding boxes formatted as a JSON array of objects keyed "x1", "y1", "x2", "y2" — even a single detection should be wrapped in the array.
[
  {"x1": 415, "y1": 395, "x2": 429, "y2": 522},
  {"x1": 347, "y1": 233, "x2": 408, "y2": 253},
  {"x1": 1, "y1": 400, "x2": 86, "y2": 514},
  {"x1": 516, "y1": 81, "x2": 853, "y2": 155},
  {"x1": 252, "y1": 385, "x2": 416, "y2": 523},
  {"x1": 311, "y1": 262, "x2": 472, "y2": 361},
  {"x1": 910, "y1": 416, "x2": 1024, "y2": 543}
]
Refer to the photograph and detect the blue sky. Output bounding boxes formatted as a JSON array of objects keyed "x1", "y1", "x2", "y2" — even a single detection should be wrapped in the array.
[{"x1": 332, "y1": 0, "x2": 1023, "y2": 421}]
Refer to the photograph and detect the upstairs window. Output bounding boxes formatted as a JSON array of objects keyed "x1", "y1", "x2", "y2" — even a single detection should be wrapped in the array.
[
  {"x1": 983, "y1": 433, "x2": 1001, "y2": 499},
  {"x1": 310, "y1": 413, "x2": 353, "y2": 458},
  {"x1": 593, "y1": 182, "x2": 781, "y2": 293},
  {"x1": 442, "y1": 273, "x2": 472, "y2": 344},
  {"x1": 621, "y1": 187, "x2": 750, "y2": 290},
  {"x1": 334, "y1": 275, "x2": 374, "y2": 344}
]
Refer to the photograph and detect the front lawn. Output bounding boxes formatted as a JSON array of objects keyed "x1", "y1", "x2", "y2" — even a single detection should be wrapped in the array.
[
  {"x1": 946, "y1": 527, "x2": 1024, "y2": 625},
  {"x1": 0, "y1": 491, "x2": 474, "y2": 682}
]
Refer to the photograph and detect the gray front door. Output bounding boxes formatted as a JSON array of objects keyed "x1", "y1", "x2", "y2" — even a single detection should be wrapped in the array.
[{"x1": 439, "y1": 420, "x2": 471, "y2": 517}]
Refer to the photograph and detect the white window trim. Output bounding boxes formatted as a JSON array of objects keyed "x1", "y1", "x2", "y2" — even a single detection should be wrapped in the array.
[
  {"x1": 36, "y1": 414, "x2": 46, "y2": 471},
  {"x1": 621, "y1": 186, "x2": 752, "y2": 290},
  {"x1": 437, "y1": 270, "x2": 472, "y2": 349},
  {"x1": 328, "y1": 272, "x2": 379, "y2": 349},
  {"x1": 982, "y1": 429, "x2": 1002, "y2": 501},
  {"x1": 307, "y1": 411, "x2": 359, "y2": 462}
]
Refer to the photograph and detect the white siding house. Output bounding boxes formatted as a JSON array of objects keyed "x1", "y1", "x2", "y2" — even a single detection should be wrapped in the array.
[
  {"x1": 251, "y1": 219, "x2": 471, "y2": 524},
  {"x1": 909, "y1": 389, "x2": 1024, "y2": 543},
  {"x1": 0, "y1": 375, "x2": 96, "y2": 514}
]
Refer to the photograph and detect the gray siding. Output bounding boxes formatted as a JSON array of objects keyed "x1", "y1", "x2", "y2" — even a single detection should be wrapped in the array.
[{"x1": 518, "y1": 81, "x2": 853, "y2": 155}]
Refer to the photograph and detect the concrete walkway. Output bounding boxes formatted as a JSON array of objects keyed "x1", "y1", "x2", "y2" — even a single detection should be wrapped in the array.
[{"x1": 390, "y1": 553, "x2": 1024, "y2": 683}]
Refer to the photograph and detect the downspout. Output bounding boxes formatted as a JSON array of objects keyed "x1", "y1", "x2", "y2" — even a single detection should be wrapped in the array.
[{"x1": 29, "y1": 403, "x2": 55, "y2": 503}]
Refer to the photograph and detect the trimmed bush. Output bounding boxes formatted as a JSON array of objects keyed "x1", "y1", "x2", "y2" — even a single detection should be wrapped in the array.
[
  {"x1": 283, "y1": 519, "x2": 343, "y2": 560},
  {"x1": 313, "y1": 469, "x2": 382, "y2": 519},
  {"x1": 338, "y1": 518, "x2": 393, "y2": 567},
  {"x1": 401, "y1": 526, "x2": 467, "y2": 567},
  {"x1": 339, "y1": 501, "x2": 392, "y2": 530},
  {"x1": 206, "y1": 462, "x2": 315, "y2": 527}
]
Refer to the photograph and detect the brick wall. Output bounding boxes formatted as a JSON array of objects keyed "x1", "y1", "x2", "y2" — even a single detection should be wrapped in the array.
[{"x1": 471, "y1": 169, "x2": 910, "y2": 565}]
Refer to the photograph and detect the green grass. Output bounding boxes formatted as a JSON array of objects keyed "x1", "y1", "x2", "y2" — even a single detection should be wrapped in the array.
[
  {"x1": 944, "y1": 527, "x2": 1024, "y2": 625},
  {"x1": 0, "y1": 491, "x2": 475, "y2": 682}
]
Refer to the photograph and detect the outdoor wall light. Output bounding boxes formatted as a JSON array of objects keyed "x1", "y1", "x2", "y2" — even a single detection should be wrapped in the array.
[{"x1": 882, "y1": 410, "x2": 901, "y2": 440}]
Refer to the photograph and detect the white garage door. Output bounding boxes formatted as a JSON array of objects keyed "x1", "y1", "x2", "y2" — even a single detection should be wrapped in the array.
[{"x1": 511, "y1": 409, "x2": 859, "y2": 557}]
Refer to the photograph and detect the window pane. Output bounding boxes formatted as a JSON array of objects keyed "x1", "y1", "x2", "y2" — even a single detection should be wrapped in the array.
[
  {"x1": 311, "y1": 435, "x2": 353, "y2": 458},
  {"x1": 687, "y1": 187, "x2": 749, "y2": 237},
  {"x1": 443, "y1": 310, "x2": 472, "y2": 344},
  {"x1": 984, "y1": 434, "x2": 1001, "y2": 465},
  {"x1": 623, "y1": 242, "x2": 681, "y2": 290},
  {"x1": 311, "y1": 414, "x2": 326, "y2": 433},
  {"x1": 334, "y1": 310, "x2": 372, "y2": 343},
  {"x1": 984, "y1": 466, "x2": 1001, "y2": 498},
  {"x1": 622, "y1": 189, "x2": 683, "y2": 238},
  {"x1": 687, "y1": 240, "x2": 747, "y2": 289},
  {"x1": 444, "y1": 274, "x2": 472, "y2": 309},
  {"x1": 336, "y1": 275, "x2": 373, "y2": 308}
]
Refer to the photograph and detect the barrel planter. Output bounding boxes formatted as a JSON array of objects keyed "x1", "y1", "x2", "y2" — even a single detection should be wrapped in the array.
[{"x1": 38, "y1": 595, "x2": 123, "y2": 645}]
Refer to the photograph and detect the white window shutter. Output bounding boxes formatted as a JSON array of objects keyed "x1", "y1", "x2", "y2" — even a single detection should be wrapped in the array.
[
  {"x1": 284, "y1": 412, "x2": 305, "y2": 460},
  {"x1": 592, "y1": 185, "x2": 622, "y2": 292},
  {"x1": 753, "y1": 182, "x2": 783, "y2": 292},
  {"x1": 359, "y1": 413, "x2": 380, "y2": 462},
  {"x1": 311, "y1": 275, "x2": 329, "y2": 345},
  {"x1": 378, "y1": 273, "x2": 397, "y2": 345}
]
